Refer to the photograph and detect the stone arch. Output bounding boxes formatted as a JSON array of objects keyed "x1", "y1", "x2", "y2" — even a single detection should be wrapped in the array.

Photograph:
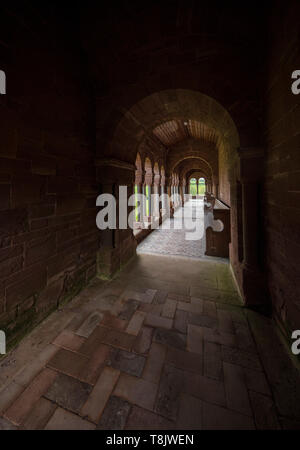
[{"x1": 105, "y1": 89, "x2": 240, "y2": 163}]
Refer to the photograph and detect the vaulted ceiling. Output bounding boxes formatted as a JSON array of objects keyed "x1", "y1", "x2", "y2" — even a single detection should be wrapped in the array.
[{"x1": 152, "y1": 119, "x2": 219, "y2": 147}]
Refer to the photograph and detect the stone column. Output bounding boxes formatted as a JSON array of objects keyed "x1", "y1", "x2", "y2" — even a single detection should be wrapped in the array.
[
  {"x1": 96, "y1": 158, "x2": 136, "y2": 279},
  {"x1": 213, "y1": 176, "x2": 219, "y2": 198},
  {"x1": 237, "y1": 147, "x2": 268, "y2": 310},
  {"x1": 152, "y1": 172, "x2": 160, "y2": 222},
  {"x1": 165, "y1": 176, "x2": 173, "y2": 218},
  {"x1": 179, "y1": 184, "x2": 185, "y2": 207}
]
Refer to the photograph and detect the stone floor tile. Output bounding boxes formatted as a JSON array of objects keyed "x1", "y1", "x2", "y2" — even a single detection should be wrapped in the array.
[
  {"x1": 217, "y1": 309, "x2": 235, "y2": 334},
  {"x1": 102, "y1": 329, "x2": 136, "y2": 351},
  {"x1": 0, "y1": 382, "x2": 24, "y2": 414},
  {"x1": 118, "y1": 299, "x2": 139, "y2": 321},
  {"x1": 0, "y1": 417, "x2": 18, "y2": 430},
  {"x1": 44, "y1": 407, "x2": 95, "y2": 430},
  {"x1": 4, "y1": 369, "x2": 57, "y2": 425},
  {"x1": 101, "y1": 312, "x2": 128, "y2": 331},
  {"x1": 184, "y1": 371, "x2": 226, "y2": 407},
  {"x1": 167, "y1": 293, "x2": 190, "y2": 303},
  {"x1": 190, "y1": 286, "x2": 221, "y2": 301},
  {"x1": 126, "y1": 311, "x2": 146, "y2": 336},
  {"x1": 222, "y1": 345, "x2": 262, "y2": 371},
  {"x1": 161, "y1": 299, "x2": 177, "y2": 319},
  {"x1": 155, "y1": 364, "x2": 184, "y2": 420},
  {"x1": 153, "y1": 290, "x2": 168, "y2": 305},
  {"x1": 176, "y1": 394, "x2": 202, "y2": 429},
  {"x1": 243, "y1": 367, "x2": 271, "y2": 396},
  {"x1": 78, "y1": 325, "x2": 110, "y2": 356},
  {"x1": 76, "y1": 312, "x2": 103, "y2": 338},
  {"x1": 114, "y1": 373, "x2": 158, "y2": 411},
  {"x1": 249, "y1": 390, "x2": 281, "y2": 429},
  {"x1": 188, "y1": 312, "x2": 218, "y2": 329},
  {"x1": 143, "y1": 342, "x2": 166, "y2": 384},
  {"x1": 47, "y1": 348, "x2": 89, "y2": 381},
  {"x1": 144, "y1": 313, "x2": 173, "y2": 330},
  {"x1": 79, "y1": 344, "x2": 111, "y2": 385},
  {"x1": 52, "y1": 329, "x2": 85, "y2": 351},
  {"x1": 97, "y1": 396, "x2": 131, "y2": 430},
  {"x1": 202, "y1": 401, "x2": 255, "y2": 430},
  {"x1": 11, "y1": 345, "x2": 58, "y2": 390},
  {"x1": 223, "y1": 362, "x2": 252, "y2": 416},
  {"x1": 191, "y1": 297, "x2": 204, "y2": 310},
  {"x1": 187, "y1": 324, "x2": 203, "y2": 354},
  {"x1": 144, "y1": 289, "x2": 157, "y2": 303},
  {"x1": 21, "y1": 398, "x2": 57, "y2": 430},
  {"x1": 106, "y1": 348, "x2": 146, "y2": 377},
  {"x1": 173, "y1": 310, "x2": 188, "y2": 334},
  {"x1": 132, "y1": 326, "x2": 154, "y2": 355},
  {"x1": 138, "y1": 303, "x2": 163, "y2": 316},
  {"x1": 177, "y1": 302, "x2": 203, "y2": 314},
  {"x1": 203, "y1": 300, "x2": 217, "y2": 318},
  {"x1": 247, "y1": 309, "x2": 300, "y2": 421},
  {"x1": 204, "y1": 341, "x2": 223, "y2": 380},
  {"x1": 203, "y1": 326, "x2": 237, "y2": 347},
  {"x1": 125, "y1": 405, "x2": 174, "y2": 430},
  {"x1": 44, "y1": 373, "x2": 92, "y2": 414},
  {"x1": 153, "y1": 328, "x2": 186, "y2": 350},
  {"x1": 122, "y1": 289, "x2": 155, "y2": 304},
  {"x1": 234, "y1": 322, "x2": 257, "y2": 353},
  {"x1": 122, "y1": 290, "x2": 146, "y2": 302},
  {"x1": 81, "y1": 367, "x2": 120, "y2": 423},
  {"x1": 166, "y1": 346, "x2": 202, "y2": 373},
  {"x1": 230, "y1": 308, "x2": 248, "y2": 324}
]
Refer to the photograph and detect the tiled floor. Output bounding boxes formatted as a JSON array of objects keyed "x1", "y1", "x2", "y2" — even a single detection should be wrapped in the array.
[
  {"x1": 1, "y1": 253, "x2": 300, "y2": 430},
  {"x1": 137, "y1": 199, "x2": 207, "y2": 258}
]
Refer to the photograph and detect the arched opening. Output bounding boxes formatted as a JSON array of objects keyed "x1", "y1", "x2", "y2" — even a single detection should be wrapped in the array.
[
  {"x1": 144, "y1": 157, "x2": 153, "y2": 220},
  {"x1": 98, "y1": 88, "x2": 266, "y2": 309},
  {"x1": 198, "y1": 177, "x2": 206, "y2": 196},
  {"x1": 189, "y1": 178, "x2": 198, "y2": 196},
  {"x1": 134, "y1": 153, "x2": 142, "y2": 226}
]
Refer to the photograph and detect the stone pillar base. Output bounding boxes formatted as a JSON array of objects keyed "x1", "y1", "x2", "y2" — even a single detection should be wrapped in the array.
[
  {"x1": 97, "y1": 235, "x2": 136, "y2": 279},
  {"x1": 241, "y1": 264, "x2": 271, "y2": 315},
  {"x1": 97, "y1": 247, "x2": 120, "y2": 280}
]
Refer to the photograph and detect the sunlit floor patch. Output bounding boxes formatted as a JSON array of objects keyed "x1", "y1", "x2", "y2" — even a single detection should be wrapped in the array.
[{"x1": 137, "y1": 199, "x2": 207, "y2": 258}]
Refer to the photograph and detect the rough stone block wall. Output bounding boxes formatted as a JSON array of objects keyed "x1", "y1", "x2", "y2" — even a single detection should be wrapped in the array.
[
  {"x1": 0, "y1": 5, "x2": 98, "y2": 346},
  {"x1": 264, "y1": 0, "x2": 300, "y2": 333}
]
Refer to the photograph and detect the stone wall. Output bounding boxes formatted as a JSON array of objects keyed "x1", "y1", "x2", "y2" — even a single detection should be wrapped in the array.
[
  {"x1": 263, "y1": 0, "x2": 300, "y2": 333},
  {"x1": 0, "y1": 5, "x2": 98, "y2": 346}
]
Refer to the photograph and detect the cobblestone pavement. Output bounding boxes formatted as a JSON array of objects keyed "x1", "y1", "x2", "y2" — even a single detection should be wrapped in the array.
[
  {"x1": 137, "y1": 199, "x2": 206, "y2": 258},
  {"x1": 1, "y1": 254, "x2": 300, "y2": 430}
]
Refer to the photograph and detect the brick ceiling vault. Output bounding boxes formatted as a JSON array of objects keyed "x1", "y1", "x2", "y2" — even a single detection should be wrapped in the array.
[
  {"x1": 152, "y1": 119, "x2": 219, "y2": 147},
  {"x1": 107, "y1": 90, "x2": 240, "y2": 175}
]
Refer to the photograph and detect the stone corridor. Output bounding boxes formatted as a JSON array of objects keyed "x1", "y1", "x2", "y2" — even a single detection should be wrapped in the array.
[
  {"x1": 0, "y1": 0, "x2": 299, "y2": 433},
  {"x1": 1, "y1": 253, "x2": 299, "y2": 430}
]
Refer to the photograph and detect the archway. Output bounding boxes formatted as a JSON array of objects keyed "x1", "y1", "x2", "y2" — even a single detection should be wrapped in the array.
[{"x1": 97, "y1": 89, "x2": 264, "y2": 308}]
